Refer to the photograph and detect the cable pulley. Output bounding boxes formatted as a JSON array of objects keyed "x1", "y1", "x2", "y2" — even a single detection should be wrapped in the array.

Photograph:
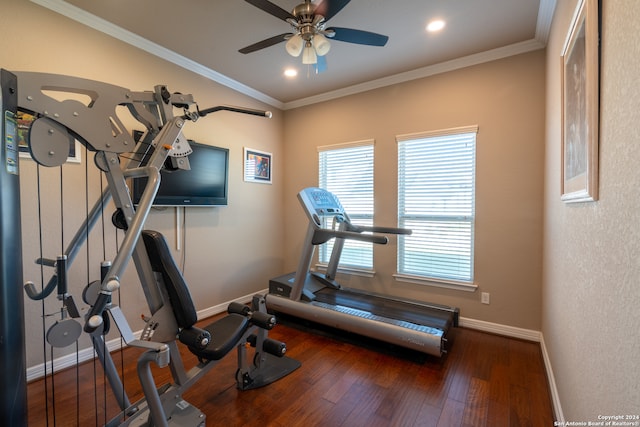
[{"x1": 28, "y1": 116, "x2": 74, "y2": 167}]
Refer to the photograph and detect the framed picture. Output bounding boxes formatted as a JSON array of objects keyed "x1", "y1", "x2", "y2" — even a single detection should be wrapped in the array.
[
  {"x1": 243, "y1": 147, "x2": 272, "y2": 184},
  {"x1": 16, "y1": 112, "x2": 81, "y2": 164},
  {"x1": 560, "y1": 0, "x2": 600, "y2": 202}
]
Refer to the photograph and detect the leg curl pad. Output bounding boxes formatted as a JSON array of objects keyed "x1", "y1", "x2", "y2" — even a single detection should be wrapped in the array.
[
  {"x1": 249, "y1": 311, "x2": 276, "y2": 330},
  {"x1": 178, "y1": 326, "x2": 211, "y2": 350}
]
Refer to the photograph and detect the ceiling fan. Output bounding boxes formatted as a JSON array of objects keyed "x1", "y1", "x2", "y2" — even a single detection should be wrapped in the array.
[{"x1": 239, "y1": 0, "x2": 389, "y2": 71}]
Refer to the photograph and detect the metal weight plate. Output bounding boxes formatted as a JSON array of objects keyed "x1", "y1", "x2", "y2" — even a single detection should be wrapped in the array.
[
  {"x1": 82, "y1": 280, "x2": 102, "y2": 305},
  {"x1": 46, "y1": 319, "x2": 82, "y2": 348},
  {"x1": 28, "y1": 117, "x2": 73, "y2": 167}
]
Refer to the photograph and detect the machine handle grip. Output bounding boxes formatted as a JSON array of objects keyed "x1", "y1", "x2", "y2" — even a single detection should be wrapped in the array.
[
  {"x1": 24, "y1": 255, "x2": 69, "y2": 301},
  {"x1": 84, "y1": 292, "x2": 111, "y2": 333},
  {"x1": 24, "y1": 279, "x2": 58, "y2": 301},
  {"x1": 56, "y1": 255, "x2": 68, "y2": 296},
  {"x1": 35, "y1": 257, "x2": 57, "y2": 267},
  {"x1": 193, "y1": 105, "x2": 272, "y2": 119}
]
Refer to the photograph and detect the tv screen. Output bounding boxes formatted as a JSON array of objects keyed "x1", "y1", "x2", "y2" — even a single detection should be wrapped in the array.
[{"x1": 132, "y1": 141, "x2": 229, "y2": 207}]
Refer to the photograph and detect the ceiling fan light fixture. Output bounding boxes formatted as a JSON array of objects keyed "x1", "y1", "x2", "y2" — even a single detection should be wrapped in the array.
[
  {"x1": 285, "y1": 34, "x2": 304, "y2": 57},
  {"x1": 312, "y1": 33, "x2": 331, "y2": 56},
  {"x1": 240, "y1": 0, "x2": 390, "y2": 73},
  {"x1": 302, "y1": 42, "x2": 317, "y2": 64}
]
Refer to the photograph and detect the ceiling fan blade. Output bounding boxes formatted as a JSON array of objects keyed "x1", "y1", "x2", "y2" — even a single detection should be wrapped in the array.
[
  {"x1": 314, "y1": 0, "x2": 351, "y2": 21},
  {"x1": 244, "y1": 0, "x2": 295, "y2": 22},
  {"x1": 239, "y1": 33, "x2": 291, "y2": 54},
  {"x1": 327, "y1": 27, "x2": 389, "y2": 46},
  {"x1": 315, "y1": 55, "x2": 328, "y2": 73}
]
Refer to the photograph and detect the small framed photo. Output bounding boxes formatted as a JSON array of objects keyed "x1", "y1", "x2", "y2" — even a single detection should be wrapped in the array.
[
  {"x1": 243, "y1": 147, "x2": 272, "y2": 184},
  {"x1": 560, "y1": 0, "x2": 600, "y2": 202},
  {"x1": 16, "y1": 111, "x2": 81, "y2": 164}
]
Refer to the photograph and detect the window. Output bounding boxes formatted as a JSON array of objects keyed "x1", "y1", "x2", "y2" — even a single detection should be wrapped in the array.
[
  {"x1": 397, "y1": 127, "x2": 477, "y2": 287},
  {"x1": 318, "y1": 140, "x2": 374, "y2": 269}
]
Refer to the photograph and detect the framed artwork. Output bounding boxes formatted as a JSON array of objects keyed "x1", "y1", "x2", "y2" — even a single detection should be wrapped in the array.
[
  {"x1": 16, "y1": 112, "x2": 81, "y2": 164},
  {"x1": 243, "y1": 147, "x2": 272, "y2": 184},
  {"x1": 560, "y1": 0, "x2": 600, "y2": 202}
]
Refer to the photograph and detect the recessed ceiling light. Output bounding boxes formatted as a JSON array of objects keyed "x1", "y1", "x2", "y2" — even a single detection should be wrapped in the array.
[
  {"x1": 427, "y1": 19, "x2": 446, "y2": 32},
  {"x1": 284, "y1": 68, "x2": 298, "y2": 78}
]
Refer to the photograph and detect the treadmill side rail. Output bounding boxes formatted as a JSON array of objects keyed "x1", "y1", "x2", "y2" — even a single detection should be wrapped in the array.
[{"x1": 265, "y1": 294, "x2": 446, "y2": 357}]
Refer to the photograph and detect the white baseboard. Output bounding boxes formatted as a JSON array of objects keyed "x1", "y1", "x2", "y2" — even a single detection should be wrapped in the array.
[
  {"x1": 459, "y1": 316, "x2": 542, "y2": 341},
  {"x1": 26, "y1": 290, "x2": 266, "y2": 382},
  {"x1": 459, "y1": 316, "x2": 563, "y2": 422},
  {"x1": 540, "y1": 335, "x2": 564, "y2": 422}
]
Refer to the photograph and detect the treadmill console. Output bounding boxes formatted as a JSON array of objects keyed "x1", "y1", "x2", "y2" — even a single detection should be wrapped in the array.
[{"x1": 297, "y1": 187, "x2": 345, "y2": 226}]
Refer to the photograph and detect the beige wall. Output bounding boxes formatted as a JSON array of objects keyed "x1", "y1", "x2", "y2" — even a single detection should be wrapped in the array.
[
  {"x1": 283, "y1": 50, "x2": 546, "y2": 330},
  {"x1": 1, "y1": 0, "x2": 284, "y2": 369},
  {"x1": 543, "y1": 0, "x2": 640, "y2": 420}
]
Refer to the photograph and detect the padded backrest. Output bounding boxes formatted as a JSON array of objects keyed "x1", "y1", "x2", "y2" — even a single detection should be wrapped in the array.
[{"x1": 141, "y1": 230, "x2": 198, "y2": 328}]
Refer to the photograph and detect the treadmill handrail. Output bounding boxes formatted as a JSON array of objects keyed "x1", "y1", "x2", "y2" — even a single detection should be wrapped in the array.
[
  {"x1": 313, "y1": 229, "x2": 388, "y2": 246},
  {"x1": 348, "y1": 224, "x2": 412, "y2": 236}
]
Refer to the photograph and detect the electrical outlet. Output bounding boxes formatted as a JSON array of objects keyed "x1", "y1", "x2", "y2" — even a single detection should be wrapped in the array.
[{"x1": 481, "y1": 292, "x2": 490, "y2": 305}]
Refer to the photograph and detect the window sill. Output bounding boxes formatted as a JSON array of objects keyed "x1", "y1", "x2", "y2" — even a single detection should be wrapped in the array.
[
  {"x1": 314, "y1": 264, "x2": 375, "y2": 278},
  {"x1": 393, "y1": 273, "x2": 478, "y2": 292}
]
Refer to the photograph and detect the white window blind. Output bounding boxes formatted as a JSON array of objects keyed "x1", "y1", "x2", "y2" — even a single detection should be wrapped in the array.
[
  {"x1": 318, "y1": 141, "x2": 374, "y2": 268},
  {"x1": 397, "y1": 127, "x2": 477, "y2": 283}
]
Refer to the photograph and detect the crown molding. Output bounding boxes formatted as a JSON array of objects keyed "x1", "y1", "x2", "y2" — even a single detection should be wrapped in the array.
[{"x1": 536, "y1": 0, "x2": 558, "y2": 45}]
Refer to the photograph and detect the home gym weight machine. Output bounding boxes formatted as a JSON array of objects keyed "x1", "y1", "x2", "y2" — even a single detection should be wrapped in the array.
[
  {"x1": 267, "y1": 187, "x2": 459, "y2": 357},
  {"x1": 0, "y1": 69, "x2": 299, "y2": 427}
]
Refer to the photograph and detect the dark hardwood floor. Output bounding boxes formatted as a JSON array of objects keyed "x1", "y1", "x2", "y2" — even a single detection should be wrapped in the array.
[{"x1": 27, "y1": 314, "x2": 555, "y2": 426}]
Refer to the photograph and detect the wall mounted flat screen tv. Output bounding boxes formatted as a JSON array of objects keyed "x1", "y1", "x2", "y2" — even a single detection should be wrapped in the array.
[{"x1": 132, "y1": 141, "x2": 229, "y2": 207}]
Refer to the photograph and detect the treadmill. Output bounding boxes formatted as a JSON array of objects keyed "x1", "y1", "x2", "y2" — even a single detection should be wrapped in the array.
[{"x1": 266, "y1": 187, "x2": 459, "y2": 357}]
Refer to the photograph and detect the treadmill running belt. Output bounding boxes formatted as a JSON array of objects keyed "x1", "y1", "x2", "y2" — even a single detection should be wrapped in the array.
[
  {"x1": 310, "y1": 301, "x2": 444, "y2": 337},
  {"x1": 314, "y1": 287, "x2": 453, "y2": 331}
]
